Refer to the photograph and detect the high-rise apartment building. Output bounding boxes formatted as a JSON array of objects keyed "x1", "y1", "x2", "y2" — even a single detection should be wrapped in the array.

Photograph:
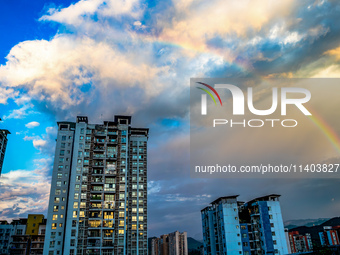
[
  {"x1": 168, "y1": 231, "x2": 188, "y2": 255},
  {"x1": 0, "y1": 118, "x2": 10, "y2": 176},
  {"x1": 201, "y1": 194, "x2": 289, "y2": 255},
  {"x1": 151, "y1": 231, "x2": 188, "y2": 255},
  {"x1": 43, "y1": 116, "x2": 149, "y2": 255}
]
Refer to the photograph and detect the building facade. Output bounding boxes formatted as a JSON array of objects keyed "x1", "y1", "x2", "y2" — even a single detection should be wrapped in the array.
[
  {"x1": 319, "y1": 226, "x2": 340, "y2": 246},
  {"x1": 151, "y1": 231, "x2": 188, "y2": 255},
  {"x1": 0, "y1": 215, "x2": 46, "y2": 255},
  {"x1": 0, "y1": 119, "x2": 10, "y2": 176},
  {"x1": 288, "y1": 231, "x2": 313, "y2": 253},
  {"x1": 168, "y1": 231, "x2": 188, "y2": 255},
  {"x1": 201, "y1": 194, "x2": 289, "y2": 255},
  {"x1": 43, "y1": 115, "x2": 149, "y2": 255}
]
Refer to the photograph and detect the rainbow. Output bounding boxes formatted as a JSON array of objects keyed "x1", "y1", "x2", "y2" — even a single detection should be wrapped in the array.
[{"x1": 308, "y1": 108, "x2": 340, "y2": 154}]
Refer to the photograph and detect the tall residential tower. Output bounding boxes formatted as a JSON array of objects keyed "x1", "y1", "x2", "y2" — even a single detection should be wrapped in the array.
[
  {"x1": 43, "y1": 116, "x2": 148, "y2": 255},
  {"x1": 0, "y1": 118, "x2": 10, "y2": 176}
]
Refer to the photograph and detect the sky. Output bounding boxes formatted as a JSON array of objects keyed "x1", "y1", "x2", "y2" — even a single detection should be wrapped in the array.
[{"x1": 0, "y1": 0, "x2": 340, "y2": 240}]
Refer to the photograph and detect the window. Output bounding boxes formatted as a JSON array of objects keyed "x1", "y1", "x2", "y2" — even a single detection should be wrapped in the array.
[
  {"x1": 271, "y1": 223, "x2": 274, "y2": 227},
  {"x1": 272, "y1": 231, "x2": 276, "y2": 236},
  {"x1": 53, "y1": 206, "x2": 59, "y2": 212},
  {"x1": 54, "y1": 197, "x2": 60, "y2": 203},
  {"x1": 61, "y1": 143, "x2": 65, "y2": 148},
  {"x1": 52, "y1": 215, "x2": 58, "y2": 221},
  {"x1": 70, "y1": 239, "x2": 75, "y2": 246},
  {"x1": 73, "y1": 211, "x2": 78, "y2": 218},
  {"x1": 58, "y1": 165, "x2": 63, "y2": 170},
  {"x1": 59, "y1": 157, "x2": 64, "y2": 163},
  {"x1": 52, "y1": 223, "x2": 57, "y2": 230},
  {"x1": 60, "y1": 150, "x2": 65, "y2": 156},
  {"x1": 57, "y1": 181, "x2": 61, "y2": 187},
  {"x1": 71, "y1": 230, "x2": 76, "y2": 236},
  {"x1": 273, "y1": 240, "x2": 277, "y2": 245},
  {"x1": 62, "y1": 136, "x2": 66, "y2": 141},
  {"x1": 74, "y1": 193, "x2": 79, "y2": 199},
  {"x1": 49, "y1": 241, "x2": 55, "y2": 248},
  {"x1": 73, "y1": 202, "x2": 78, "y2": 208},
  {"x1": 57, "y1": 173, "x2": 62, "y2": 179},
  {"x1": 59, "y1": 223, "x2": 63, "y2": 228},
  {"x1": 55, "y1": 189, "x2": 61, "y2": 195}
]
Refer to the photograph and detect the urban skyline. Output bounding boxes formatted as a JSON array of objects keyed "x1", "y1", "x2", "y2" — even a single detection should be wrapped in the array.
[{"x1": 1, "y1": 0, "x2": 340, "y2": 241}]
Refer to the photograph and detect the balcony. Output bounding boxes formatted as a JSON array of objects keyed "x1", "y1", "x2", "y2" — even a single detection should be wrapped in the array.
[
  {"x1": 93, "y1": 154, "x2": 105, "y2": 159},
  {"x1": 106, "y1": 139, "x2": 117, "y2": 144}
]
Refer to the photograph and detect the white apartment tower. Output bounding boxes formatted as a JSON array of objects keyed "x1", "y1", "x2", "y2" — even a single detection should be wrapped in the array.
[{"x1": 43, "y1": 116, "x2": 149, "y2": 255}]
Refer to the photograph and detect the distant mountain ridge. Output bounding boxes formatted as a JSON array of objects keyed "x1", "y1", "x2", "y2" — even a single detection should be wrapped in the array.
[
  {"x1": 187, "y1": 237, "x2": 203, "y2": 251},
  {"x1": 285, "y1": 218, "x2": 330, "y2": 230}
]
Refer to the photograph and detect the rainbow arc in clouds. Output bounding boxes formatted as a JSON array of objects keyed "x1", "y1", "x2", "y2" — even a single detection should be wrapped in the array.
[{"x1": 307, "y1": 108, "x2": 340, "y2": 154}]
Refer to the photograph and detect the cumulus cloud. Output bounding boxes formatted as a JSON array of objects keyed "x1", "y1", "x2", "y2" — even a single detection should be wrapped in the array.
[
  {"x1": 23, "y1": 126, "x2": 57, "y2": 155},
  {"x1": 1, "y1": 0, "x2": 340, "y2": 237},
  {"x1": 40, "y1": 0, "x2": 143, "y2": 26},
  {"x1": 0, "y1": 159, "x2": 52, "y2": 221},
  {"x1": 25, "y1": 121, "x2": 40, "y2": 128},
  {"x1": 2, "y1": 104, "x2": 35, "y2": 120},
  {"x1": 0, "y1": 87, "x2": 18, "y2": 105}
]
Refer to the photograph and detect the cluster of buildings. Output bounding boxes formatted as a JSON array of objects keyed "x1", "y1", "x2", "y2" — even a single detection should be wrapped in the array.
[
  {"x1": 201, "y1": 194, "x2": 289, "y2": 255},
  {"x1": 2, "y1": 115, "x2": 340, "y2": 255},
  {"x1": 150, "y1": 231, "x2": 188, "y2": 255},
  {"x1": 319, "y1": 226, "x2": 340, "y2": 246},
  {"x1": 0, "y1": 214, "x2": 46, "y2": 255}
]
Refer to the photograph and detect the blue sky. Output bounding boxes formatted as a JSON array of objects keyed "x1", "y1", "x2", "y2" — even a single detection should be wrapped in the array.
[{"x1": 1, "y1": 0, "x2": 340, "y2": 239}]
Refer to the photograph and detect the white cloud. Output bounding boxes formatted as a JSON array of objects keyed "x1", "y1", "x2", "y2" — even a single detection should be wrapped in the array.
[
  {"x1": 0, "y1": 87, "x2": 18, "y2": 104},
  {"x1": 2, "y1": 104, "x2": 33, "y2": 120},
  {"x1": 25, "y1": 121, "x2": 40, "y2": 129},
  {"x1": 0, "y1": 35, "x2": 168, "y2": 109},
  {"x1": 40, "y1": 0, "x2": 142, "y2": 26},
  {"x1": 23, "y1": 126, "x2": 57, "y2": 154},
  {"x1": 0, "y1": 159, "x2": 52, "y2": 221}
]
